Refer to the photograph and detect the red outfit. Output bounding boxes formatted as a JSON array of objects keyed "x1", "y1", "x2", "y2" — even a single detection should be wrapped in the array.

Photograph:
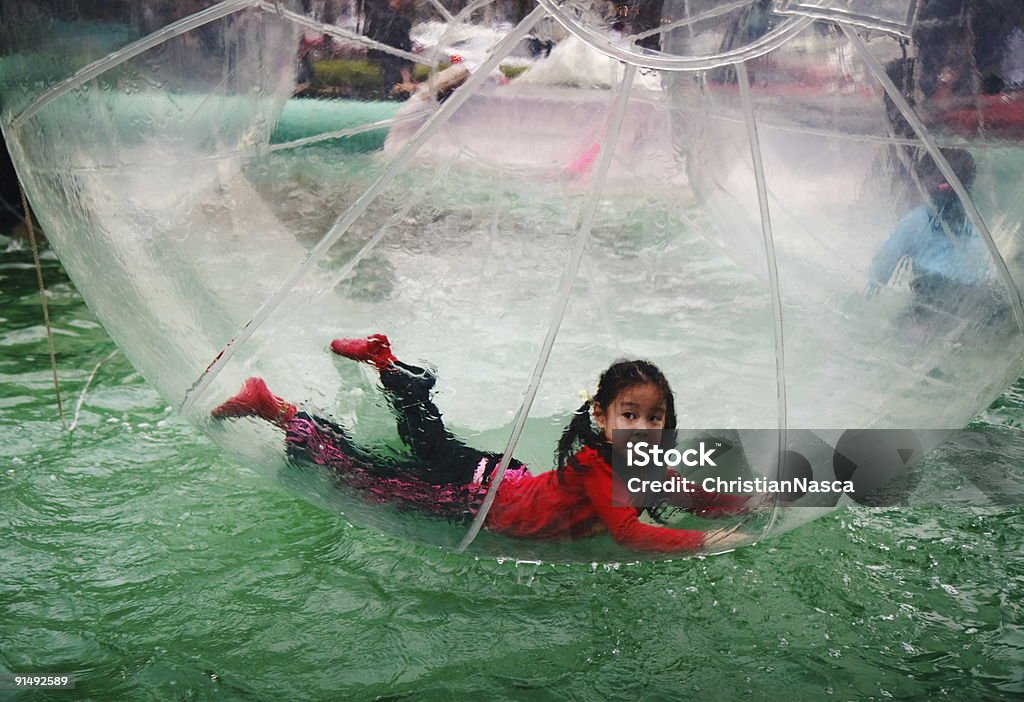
[{"x1": 485, "y1": 446, "x2": 749, "y2": 553}]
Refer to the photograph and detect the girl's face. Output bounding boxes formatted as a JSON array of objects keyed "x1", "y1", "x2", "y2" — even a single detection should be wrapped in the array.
[{"x1": 592, "y1": 382, "x2": 667, "y2": 444}]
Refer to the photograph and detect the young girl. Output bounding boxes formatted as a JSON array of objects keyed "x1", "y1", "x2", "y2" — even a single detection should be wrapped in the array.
[{"x1": 212, "y1": 334, "x2": 751, "y2": 553}]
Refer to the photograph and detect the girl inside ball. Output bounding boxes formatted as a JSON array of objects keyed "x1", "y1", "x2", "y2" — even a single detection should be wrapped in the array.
[{"x1": 212, "y1": 334, "x2": 751, "y2": 553}]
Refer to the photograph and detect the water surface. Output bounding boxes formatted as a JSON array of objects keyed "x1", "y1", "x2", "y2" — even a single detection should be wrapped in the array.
[{"x1": 1, "y1": 241, "x2": 1022, "y2": 700}]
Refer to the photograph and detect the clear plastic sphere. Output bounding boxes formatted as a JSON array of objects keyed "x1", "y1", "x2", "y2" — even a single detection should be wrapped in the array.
[{"x1": 2, "y1": 0, "x2": 1022, "y2": 561}]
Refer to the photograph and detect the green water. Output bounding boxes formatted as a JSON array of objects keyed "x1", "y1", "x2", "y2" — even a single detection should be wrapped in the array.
[{"x1": 2, "y1": 241, "x2": 1023, "y2": 701}]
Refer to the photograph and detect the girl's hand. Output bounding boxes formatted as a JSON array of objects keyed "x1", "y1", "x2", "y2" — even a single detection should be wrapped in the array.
[
  {"x1": 748, "y1": 492, "x2": 775, "y2": 513},
  {"x1": 702, "y1": 522, "x2": 748, "y2": 551}
]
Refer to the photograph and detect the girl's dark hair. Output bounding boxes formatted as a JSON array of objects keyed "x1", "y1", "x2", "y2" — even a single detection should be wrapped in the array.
[{"x1": 555, "y1": 359, "x2": 678, "y2": 471}]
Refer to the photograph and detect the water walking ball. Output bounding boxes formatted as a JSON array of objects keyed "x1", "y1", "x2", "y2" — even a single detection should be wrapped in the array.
[{"x1": 3, "y1": 0, "x2": 1023, "y2": 561}]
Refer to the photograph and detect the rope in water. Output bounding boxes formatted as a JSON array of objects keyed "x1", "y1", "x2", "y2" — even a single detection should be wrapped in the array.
[{"x1": 19, "y1": 179, "x2": 67, "y2": 429}]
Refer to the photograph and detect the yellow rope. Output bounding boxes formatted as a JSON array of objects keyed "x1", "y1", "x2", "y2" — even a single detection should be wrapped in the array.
[{"x1": 19, "y1": 180, "x2": 67, "y2": 429}]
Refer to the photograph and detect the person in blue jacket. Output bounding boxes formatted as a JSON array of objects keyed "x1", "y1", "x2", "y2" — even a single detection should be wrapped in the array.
[{"x1": 866, "y1": 149, "x2": 1002, "y2": 333}]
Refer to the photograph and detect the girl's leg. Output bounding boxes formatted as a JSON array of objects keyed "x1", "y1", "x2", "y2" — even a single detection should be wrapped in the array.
[
  {"x1": 332, "y1": 335, "x2": 493, "y2": 485},
  {"x1": 212, "y1": 378, "x2": 401, "y2": 478},
  {"x1": 380, "y1": 361, "x2": 484, "y2": 474},
  {"x1": 285, "y1": 410, "x2": 403, "y2": 479}
]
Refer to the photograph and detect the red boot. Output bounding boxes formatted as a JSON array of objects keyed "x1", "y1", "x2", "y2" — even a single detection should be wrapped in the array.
[
  {"x1": 330, "y1": 333, "x2": 397, "y2": 371},
  {"x1": 211, "y1": 377, "x2": 297, "y2": 427}
]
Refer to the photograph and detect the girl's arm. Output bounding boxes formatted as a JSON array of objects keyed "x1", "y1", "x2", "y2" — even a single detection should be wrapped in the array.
[
  {"x1": 582, "y1": 461, "x2": 705, "y2": 553},
  {"x1": 664, "y1": 469, "x2": 754, "y2": 518}
]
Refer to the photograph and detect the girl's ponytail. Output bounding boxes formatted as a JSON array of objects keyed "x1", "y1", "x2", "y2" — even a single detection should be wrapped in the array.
[{"x1": 555, "y1": 400, "x2": 600, "y2": 471}]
